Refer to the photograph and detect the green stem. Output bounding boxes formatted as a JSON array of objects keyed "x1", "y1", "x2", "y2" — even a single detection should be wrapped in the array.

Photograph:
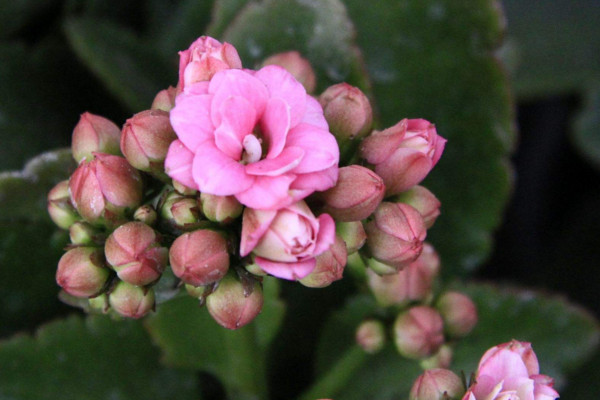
[{"x1": 297, "y1": 345, "x2": 368, "y2": 400}]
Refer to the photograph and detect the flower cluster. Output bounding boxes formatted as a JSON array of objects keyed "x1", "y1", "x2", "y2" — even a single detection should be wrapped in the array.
[{"x1": 49, "y1": 36, "x2": 449, "y2": 329}]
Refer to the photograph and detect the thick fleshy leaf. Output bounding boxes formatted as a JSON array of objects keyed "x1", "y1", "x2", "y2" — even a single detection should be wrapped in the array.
[
  {"x1": 0, "y1": 315, "x2": 199, "y2": 399},
  {"x1": 572, "y1": 85, "x2": 600, "y2": 172}
]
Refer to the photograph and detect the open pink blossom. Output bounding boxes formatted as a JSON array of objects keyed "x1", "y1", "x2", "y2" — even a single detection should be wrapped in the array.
[
  {"x1": 240, "y1": 201, "x2": 336, "y2": 280},
  {"x1": 165, "y1": 65, "x2": 340, "y2": 210}
]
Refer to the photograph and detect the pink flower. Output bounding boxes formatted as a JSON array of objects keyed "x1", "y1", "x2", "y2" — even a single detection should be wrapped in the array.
[
  {"x1": 463, "y1": 340, "x2": 559, "y2": 400},
  {"x1": 240, "y1": 201, "x2": 336, "y2": 280},
  {"x1": 165, "y1": 65, "x2": 340, "y2": 210}
]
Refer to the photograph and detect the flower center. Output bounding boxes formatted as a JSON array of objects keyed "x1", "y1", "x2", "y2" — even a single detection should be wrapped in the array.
[{"x1": 241, "y1": 134, "x2": 262, "y2": 164}]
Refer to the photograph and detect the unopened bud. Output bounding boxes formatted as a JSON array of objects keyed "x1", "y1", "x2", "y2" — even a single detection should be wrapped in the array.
[
  {"x1": 394, "y1": 306, "x2": 444, "y2": 359},
  {"x1": 409, "y1": 369, "x2": 464, "y2": 400},
  {"x1": 321, "y1": 165, "x2": 385, "y2": 222},
  {"x1": 173, "y1": 180, "x2": 198, "y2": 196},
  {"x1": 185, "y1": 283, "x2": 207, "y2": 298},
  {"x1": 47, "y1": 180, "x2": 79, "y2": 229},
  {"x1": 300, "y1": 235, "x2": 347, "y2": 288},
  {"x1": 436, "y1": 291, "x2": 478, "y2": 338},
  {"x1": 88, "y1": 293, "x2": 109, "y2": 313},
  {"x1": 56, "y1": 247, "x2": 110, "y2": 298},
  {"x1": 105, "y1": 222, "x2": 168, "y2": 286},
  {"x1": 71, "y1": 112, "x2": 121, "y2": 163},
  {"x1": 133, "y1": 204, "x2": 158, "y2": 226},
  {"x1": 169, "y1": 229, "x2": 230, "y2": 287},
  {"x1": 151, "y1": 86, "x2": 177, "y2": 112},
  {"x1": 393, "y1": 186, "x2": 441, "y2": 229},
  {"x1": 262, "y1": 51, "x2": 317, "y2": 93},
  {"x1": 69, "y1": 221, "x2": 99, "y2": 245},
  {"x1": 206, "y1": 272, "x2": 263, "y2": 329},
  {"x1": 355, "y1": 319, "x2": 386, "y2": 354},
  {"x1": 420, "y1": 344, "x2": 453, "y2": 370},
  {"x1": 319, "y1": 83, "x2": 373, "y2": 141},
  {"x1": 200, "y1": 193, "x2": 243, "y2": 224},
  {"x1": 109, "y1": 281, "x2": 155, "y2": 319},
  {"x1": 160, "y1": 191, "x2": 202, "y2": 230},
  {"x1": 245, "y1": 259, "x2": 268, "y2": 276},
  {"x1": 336, "y1": 221, "x2": 367, "y2": 254}
]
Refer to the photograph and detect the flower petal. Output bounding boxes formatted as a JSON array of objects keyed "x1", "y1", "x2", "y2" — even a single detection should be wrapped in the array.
[
  {"x1": 255, "y1": 256, "x2": 316, "y2": 280},
  {"x1": 235, "y1": 174, "x2": 296, "y2": 210},
  {"x1": 240, "y1": 208, "x2": 278, "y2": 256},
  {"x1": 261, "y1": 97, "x2": 291, "y2": 159},
  {"x1": 302, "y1": 95, "x2": 329, "y2": 130},
  {"x1": 313, "y1": 213, "x2": 336, "y2": 255},
  {"x1": 245, "y1": 146, "x2": 304, "y2": 176},
  {"x1": 170, "y1": 90, "x2": 214, "y2": 151},
  {"x1": 164, "y1": 140, "x2": 197, "y2": 190},
  {"x1": 290, "y1": 165, "x2": 339, "y2": 192},
  {"x1": 255, "y1": 65, "x2": 307, "y2": 128},
  {"x1": 286, "y1": 123, "x2": 340, "y2": 173},
  {"x1": 214, "y1": 96, "x2": 257, "y2": 160}
]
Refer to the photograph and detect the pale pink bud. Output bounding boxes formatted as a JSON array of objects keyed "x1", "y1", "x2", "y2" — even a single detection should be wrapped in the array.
[
  {"x1": 105, "y1": 222, "x2": 168, "y2": 286},
  {"x1": 109, "y1": 281, "x2": 155, "y2": 319},
  {"x1": 151, "y1": 86, "x2": 177, "y2": 112},
  {"x1": 394, "y1": 306, "x2": 445, "y2": 359},
  {"x1": 69, "y1": 221, "x2": 99, "y2": 245},
  {"x1": 56, "y1": 247, "x2": 110, "y2": 298},
  {"x1": 120, "y1": 109, "x2": 177, "y2": 175},
  {"x1": 47, "y1": 180, "x2": 79, "y2": 229},
  {"x1": 68, "y1": 153, "x2": 143, "y2": 225},
  {"x1": 300, "y1": 234, "x2": 347, "y2": 288},
  {"x1": 169, "y1": 229, "x2": 230, "y2": 287},
  {"x1": 160, "y1": 191, "x2": 201, "y2": 230},
  {"x1": 409, "y1": 369, "x2": 464, "y2": 400},
  {"x1": 206, "y1": 272, "x2": 263, "y2": 329},
  {"x1": 200, "y1": 193, "x2": 243, "y2": 224},
  {"x1": 355, "y1": 319, "x2": 386, "y2": 354},
  {"x1": 420, "y1": 344, "x2": 453, "y2": 370},
  {"x1": 436, "y1": 291, "x2": 478, "y2": 338},
  {"x1": 365, "y1": 202, "x2": 427, "y2": 272},
  {"x1": 394, "y1": 186, "x2": 441, "y2": 229},
  {"x1": 178, "y1": 36, "x2": 242, "y2": 90},
  {"x1": 336, "y1": 221, "x2": 367, "y2": 254},
  {"x1": 321, "y1": 165, "x2": 385, "y2": 222},
  {"x1": 71, "y1": 112, "x2": 121, "y2": 163},
  {"x1": 361, "y1": 119, "x2": 446, "y2": 195},
  {"x1": 262, "y1": 51, "x2": 317, "y2": 93},
  {"x1": 133, "y1": 204, "x2": 158, "y2": 226},
  {"x1": 319, "y1": 83, "x2": 373, "y2": 141}
]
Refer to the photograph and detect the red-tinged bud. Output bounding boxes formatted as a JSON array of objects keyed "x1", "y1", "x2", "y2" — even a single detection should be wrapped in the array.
[
  {"x1": 356, "y1": 319, "x2": 386, "y2": 354},
  {"x1": 436, "y1": 291, "x2": 478, "y2": 338},
  {"x1": 409, "y1": 369, "x2": 464, "y2": 400},
  {"x1": 336, "y1": 221, "x2": 366, "y2": 254},
  {"x1": 206, "y1": 272, "x2": 263, "y2": 329},
  {"x1": 394, "y1": 306, "x2": 445, "y2": 359},
  {"x1": 200, "y1": 193, "x2": 243, "y2": 224},
  {"x1": 173, "y1": 180, "x2": 198, "y2": 196},
  {"x1": 300, "y1": 235, "x2": 347, "y2": 288},
  {"x1": 88, "y1": 293, "x2": 109, "y2": 313},
  {"x1": 262, "y1": 51, "x2": 317, "y2": 93},
  {"x1": 365, "y1": 202, "x2": 427, "y2": 272},
  {"x1": 56, "y1": 247, "x2": 110, "y2": 298},
  {"x1": 120, "y1": 109, "x2": 177, "y2": 176},
  {"x1": 169, "y1": 229, "x2": 230, "y2": 287},
  {"x1": 69, "y1": 222, "x2": 99, "y2": 245},
  {"x1": 151, "y1": 86, "x2": 177, "y2": 112},
  {"x1": 133, "y1": 204, "x2": 158, "y2": 226},
  {"x1": 105, "y1": 222, "x2": 168, "y2": 286},
  {"x1": 160, "y1": 191, "x2": 202, "y2": 230},
  {"x1": 109, "y1": 281, "x2": 155, "y2": 319},
  {"x1": 393, "y1": 186, "x2": 441, "y2": 229},
  {"x1": 321, "y1": 165, "x2": 385, "y2": 222},
  {"x1": 68, "y1": 153, "x2": 143, "y2": 225},
  {"x1": 361, "y1": 119, "x2": 446, "y2": 195},
  {"x1": 47, "y1": 180, "x2": 79, "y2": 229},
  {"x1": 319, "y1": 83, "x2": 373, "y2": 141},
  {"x1": 420, "y1": 344, "x2": 453, "y2": 370},
  {"x1": 71, "y1": 112, "x2": 121, "y2": 163},
  {"x1": 367, "y1": 243, "x2": 440, "y2": 306}
]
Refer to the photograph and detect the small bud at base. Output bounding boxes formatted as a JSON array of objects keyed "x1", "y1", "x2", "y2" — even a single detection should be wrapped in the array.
[
  {"x1": 394, "y1": 306, "x2": 445, "y2": 359},
  {"x1": 355, "y1": 319, "x2": 386, "y2": 354},
  {"x1": 206, "y1": 273, "x2": 263, "y2": 329},
  {"x1": 109, "y1": 281, "x2": 155, "y2": 319},
  {"x1": 409, "y1": 369, "x2": 464, "y2": 400},
  {"x1": 436, "y1": 291, "x2": 478, "y2": 338},
  {"x1": 56, "y1": 247, "x2": 110, "y2": 298}
]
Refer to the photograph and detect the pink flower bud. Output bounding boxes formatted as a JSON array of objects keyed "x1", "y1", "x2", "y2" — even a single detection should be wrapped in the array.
[
  {"x1": 300, "y1": 234, "x2": 347, "y2": 288},
  {"x1": 240, "y1": 201, "x2": 336, "y2": 280},
  {"x1": 47, "y1": 180, "x2": 79, "y2": 229},
  {"x1": 367, "y1": 243, "x2": 440, "y2": 306},
  {"x1": 355, "y1": 319, "x2": 386, "y2": 354},
  {"x1": 319, "y1": 83, "x2": 373, "y2": 141},
  {"x1": 321, "y1": 165, "x2": 385, "y2": 222},
  {"x1": 436, "y1": 291, "x2": 478, "y2": 338},
  {"x1": 109, "y1": 281, "x2": 155, "y2": 319},
  {"x1": 56, "y1": 247, "x2": 110, "y2": 298},
  {"x1": 420, "y1": 344, "x2": 453, "y2": 370},
  {"x1": 394, "y1": 306, "x2": 445, "y2": 359},
  {"x1": 365, "y1": 202, "x2": 427, "y2": 272},
  {"x1": 206, "y1": 272, "x2": 263, "y2": 329},
  {"x1": 69, "y1": 221, "x2": 99, "y2": 245},
  {"x1": 169, "y1": 229, "x2": 230, "y2": 287},
  {"x1": 68, "y1": 153, "x2": 143, "y2": 225},
  {"x1": 120, "y1": 109, "x2": 177, "y2": 175},
  {"x1": 178, "y1": 36, "x2": 242, "y2": 90},
  {"x1": 160, "y1": 191, "x2": 201, "y2": 230},
  {"x1": 133, "y1": 204, "x2": 158, "y2": 226},
  {"x1": 71, "y1": 112, "x2": 121, "y2": 163},
  {"x1": 336, "y1": 221, "x2": 367, "y2": 254},
  {"x1": 409, "y1": 369, "x2": 464, "y2": 400},
  {"x1": 262, "y1": 51, "x2": 317, "y2": 93},
  {"x1": 200, "y1": 193, "x2": 243, "y2": 224},
  {"x1": 151, "y1": 86, "x2": 177, "y2": 112},
  {"x1": 361, "y1": 119, "x2": 446, "y2": 195},
  {"x1": 394, "y1": 186, "x2": 441, "y2": 229},
  {"x1": 105, "y1": 222, "x2": 168, "y2": 286}
]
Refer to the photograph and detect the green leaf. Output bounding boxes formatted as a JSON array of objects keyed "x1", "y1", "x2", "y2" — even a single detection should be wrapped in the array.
[
  {"x1": 560, "y1": 348, "x2": 600, "y2": 400},
  {"x1": 572, "y1": 84, "x2": 600, "y2": 171},
  {"x1": 0, "y1": 315, "x2": 199, "y2": 400},
  {"x1": 64, "y1": 18, "x2": 174, "y2": 111},
  {"x1": 342, "y1": 0, "x2": 515, "y2": 276},
  {"x1": 0, "y1": 0, "x2": 56, "y2": 38}
]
